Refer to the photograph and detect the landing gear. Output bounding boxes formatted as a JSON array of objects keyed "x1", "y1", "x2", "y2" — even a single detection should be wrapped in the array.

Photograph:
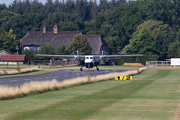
[
  {"x1": 88, "y1": 64, "x2": 90, "y2": 69},
  {"x1": 96, "y1": 67, "x2": 99, "y2": 71},
  {"x1": 80, "y1": 67, "x2": 82, "y2": 71}
]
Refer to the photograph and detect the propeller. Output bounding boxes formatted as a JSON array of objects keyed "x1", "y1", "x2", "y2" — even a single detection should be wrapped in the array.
[
  {"x1": 100, "y1": 50, "x2": 109, "y2": 62},
  {"x1": 100, "y1": 51, "x2": 104, "y2": 59},
  {"x1": 70, "y1": 50, "x2": 81, "y2": 62}
]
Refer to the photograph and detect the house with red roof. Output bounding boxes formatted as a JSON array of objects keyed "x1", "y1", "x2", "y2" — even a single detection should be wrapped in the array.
[
  {"x1": 1, "y1": 55, "x2": 25, "y2": 62},
  {"x1": 0, "y1": 49, "x2": 14, "y2": 60},
  {"x1": 0, "y1": 50, "x2": 25, "y2": 64}
]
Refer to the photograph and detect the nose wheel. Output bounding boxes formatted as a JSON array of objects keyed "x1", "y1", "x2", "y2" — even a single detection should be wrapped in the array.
[
  {"x1": 96, "y1": 67, "x2": 99, "y2": 71},
  {"x1": 80, "y1": 67, "x2": 82, "y2": 71}
]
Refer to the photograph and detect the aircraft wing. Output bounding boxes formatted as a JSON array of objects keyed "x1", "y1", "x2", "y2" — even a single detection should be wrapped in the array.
[
  {"x1": 36, "y1": 53, "x2": 143, "y2": 62},
  {"x1": 93, "y1": 54, "x2": 143, "y2": 62},
  {"x1": 36, "y1": 54, "x2": 86, "y2": 61},
  {"x1": 102, "y1": 54, "x2": 143, "y2": 59}
]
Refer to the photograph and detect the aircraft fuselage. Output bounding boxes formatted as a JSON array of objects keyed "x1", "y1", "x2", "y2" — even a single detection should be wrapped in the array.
[{"x1": 84, "y1": 56, "x2": 94, "y2": 68}]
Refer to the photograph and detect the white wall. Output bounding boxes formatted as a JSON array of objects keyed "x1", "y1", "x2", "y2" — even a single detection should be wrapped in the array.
[
  {"x1": 171, "y1": 58, "x2": 180, "y2": 66},
  {"x1": 24, "y1": 46, "x2": 38, "y2": 52}
]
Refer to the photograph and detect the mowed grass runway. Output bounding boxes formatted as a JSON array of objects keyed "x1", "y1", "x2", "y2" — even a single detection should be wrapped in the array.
[{"x1": 0, "y1": 70, "x2": 180, "y2": 120}]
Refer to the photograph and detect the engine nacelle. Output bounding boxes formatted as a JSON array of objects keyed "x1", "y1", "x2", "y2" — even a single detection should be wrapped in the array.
[
  {"x1": 100, "y1": 55, "x2": 104, "y2": 60},
  {"x1": 70, "y1": 55, "x2": 79, "y2": 62}
]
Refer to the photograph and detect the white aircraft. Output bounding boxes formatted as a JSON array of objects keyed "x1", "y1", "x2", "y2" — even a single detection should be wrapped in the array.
[{"x1": 36, "y1": 51, "x2": 143, "y2": 71}]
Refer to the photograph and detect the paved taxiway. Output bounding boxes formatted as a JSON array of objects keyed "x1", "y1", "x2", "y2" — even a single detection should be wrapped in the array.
[{"x1": 0, "y1": 69, "x2": 125, "y2": 86}]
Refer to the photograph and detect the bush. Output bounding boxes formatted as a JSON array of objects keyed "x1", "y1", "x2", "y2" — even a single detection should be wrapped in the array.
[{"x1": 114, "y1": 55, "x2": 159, "y2": 65}]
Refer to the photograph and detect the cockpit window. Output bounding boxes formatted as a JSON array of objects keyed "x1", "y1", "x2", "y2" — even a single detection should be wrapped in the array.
[
  {"x1": 86, "y1": 57, "x2": 89, "y2": 59},
  {"x1": 90, "y1": 57, "x2": 92, "y2": 59}
]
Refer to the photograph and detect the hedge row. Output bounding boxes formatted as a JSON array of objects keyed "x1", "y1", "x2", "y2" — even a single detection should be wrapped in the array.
[{"x1": 114, "y1": 55, "x2": 159, "y2": 65}]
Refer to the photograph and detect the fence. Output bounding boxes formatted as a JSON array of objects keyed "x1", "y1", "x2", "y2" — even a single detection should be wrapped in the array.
[
  {"x1": 29, "y1": 60, "x2": 78, "y2": 67},
  {"x1": 146, "y1": 61, "x2": 171, "y2": 68},
  {"x1": 0, "y1": 60, "x2": 78, "y2": 68}
]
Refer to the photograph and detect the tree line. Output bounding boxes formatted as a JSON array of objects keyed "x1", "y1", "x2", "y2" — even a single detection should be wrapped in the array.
[
  {"x1": 1, "y1": 0, "x2": 180, "y2": 60},
  {"x1": 0, "y1": 0, "x2": 126, "y2": 21}
]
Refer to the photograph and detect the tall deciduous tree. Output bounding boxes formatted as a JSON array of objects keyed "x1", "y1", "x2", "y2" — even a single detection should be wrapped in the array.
[
  {"x1": 132, "y1": 19, "x2": 174, "y2": 59},
  {"x1": 68, "y1": 35, "x2": 92, "y2": 55},
  {"x1": 167, "y1": 33, "x2": 180, "y2": 58},
  {"x1": 126, "y1": 28, "x2": 160, "y2": 55},
  {"x1": 0, "y1": 28, "x2": 20, "y2": 53},
  {"x1": 104, "y1": 36, "x2": 121, "y2": 55}
]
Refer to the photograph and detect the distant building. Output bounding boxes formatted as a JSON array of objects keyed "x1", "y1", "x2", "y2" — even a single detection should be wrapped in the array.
[
  {"x1": 21, "y1": 26, "x2": 109, "y2": 55},
  {"x1": 0, "y1": 50, "x2": 25, "y2": 64},
  {"x1": 0, "y1": 49, "x2": 14, "y2": 60},
  {"x1": 1, "y1": 55, "x2": 25, "y2": 62}
]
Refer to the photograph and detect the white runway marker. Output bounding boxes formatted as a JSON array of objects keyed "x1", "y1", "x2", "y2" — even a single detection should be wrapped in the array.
[
  {"x1": 36, "y1": 78, "x2": 41, "y2": 79},
  {"x1": 10, "y1": 80, "x2": 17, "y2": 82},
  {"x1": 24, "y1": 79, "x2": 30, "y2": 81}
]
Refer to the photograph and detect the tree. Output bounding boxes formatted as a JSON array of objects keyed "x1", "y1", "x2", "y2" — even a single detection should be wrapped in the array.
[
  {"x1": 104, "y1": 36, "x2": 121, "y2": 54},
  {"x1": 68, "y1": 35, "x2": 92, "y2": 55},
  {"x1": 85, "y1": 0, "x2": 147, "y2": 52},
  {"x1": 167, "y1": 33, "x2": 180, "y2": 58},
  {"x1": 57, "y1": 22, "x2": 79, "y2": 31},
  {"x1": 143, "y1": 0, "x2": 180, "y2": 31},
  {"x1": 133, "y1": 20, "x2": 170, "y2": 37},
  {"x1": 37, "y1": 44, "x2": 56, "y2": 60},
  {"x1": 0, "y1": 34, "x2": 16, "y2": 53},
  {"x1": 22, "y1": 48, "x2": 35, "y2": 61},
  {"x1": 131, "y1": 19, "x2": 174, "y2": 59},
  {"x1": 126, "y1": 28, "x2": 160, "y2": 55},
  {"x1": 57, "y1": 45, "x2": 68, "y2": 55},
  {"x1": 0, "y1": 28, "x2": 19, "y2": 53},
  {"x1": 167, "y1": 40, "x2": 180, "y2": 58}
]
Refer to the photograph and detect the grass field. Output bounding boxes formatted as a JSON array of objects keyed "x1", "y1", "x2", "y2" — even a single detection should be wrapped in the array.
[{"x1": 0, "y1": 70, "x2": 180, "y2": 120}]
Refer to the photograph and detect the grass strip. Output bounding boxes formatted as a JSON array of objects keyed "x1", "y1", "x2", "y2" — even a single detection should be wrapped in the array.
[{"x1": 6, "y1": 70, "x2": 170, "y2": 120}]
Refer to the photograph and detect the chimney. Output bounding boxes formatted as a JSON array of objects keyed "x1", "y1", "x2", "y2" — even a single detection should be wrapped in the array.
[
  {"x1": 54, "y1": 25, "x2": 58, "y2": 34},
  {"x1": 43, "y1": 26, "x2": 46, "y2": 33}
]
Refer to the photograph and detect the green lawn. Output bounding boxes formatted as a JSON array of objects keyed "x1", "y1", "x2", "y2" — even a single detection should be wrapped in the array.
[{"x1": 0, "y1": 70, "x2": 180, "y2": 120}]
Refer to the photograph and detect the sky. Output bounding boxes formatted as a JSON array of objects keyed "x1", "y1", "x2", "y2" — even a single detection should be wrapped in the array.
[
  {"x1": 0, "y1": 0, "x2": 47, "y2": 6},
  {"x1": 0, "y1": 0, "x2": 106, "y2": 6},
  {"x1": 0, "y1": 0, "x2": 132, "y2": 7},
  {"x1": 0, "y1": 0, "x2": 131, "y2": 6}
]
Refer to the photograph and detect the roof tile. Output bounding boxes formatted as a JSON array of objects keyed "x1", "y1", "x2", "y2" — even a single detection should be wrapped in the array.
[{"x1": 1, "y1": 55, "x2": 25, "y2": 62}]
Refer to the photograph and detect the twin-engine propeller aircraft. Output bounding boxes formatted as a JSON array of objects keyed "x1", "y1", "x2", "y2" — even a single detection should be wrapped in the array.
[{"x1": 36, "y1": 51, "x2": 143, "y2": 71}]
